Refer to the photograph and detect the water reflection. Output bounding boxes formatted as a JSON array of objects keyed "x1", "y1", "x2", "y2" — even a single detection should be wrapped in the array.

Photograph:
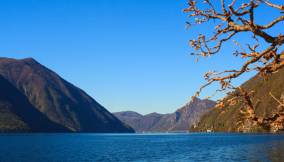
[
  {"x1": 244, "y1": 137, "x2": 284, "y2": 162},
  {"x1": 266, "y1": 141, "x2": 284, "y2": 162}
]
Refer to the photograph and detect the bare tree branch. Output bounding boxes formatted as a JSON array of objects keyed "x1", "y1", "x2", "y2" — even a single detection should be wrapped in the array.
[{"x1": 185, "y1": 0, "x2": 284, "y2": 132}]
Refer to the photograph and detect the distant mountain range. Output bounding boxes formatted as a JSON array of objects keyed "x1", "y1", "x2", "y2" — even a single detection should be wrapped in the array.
[
  {"x1": 5, "y1": 57, "x2": 280, "y2": 133},
  {"x1": 114, "y1": 98, "x2": 216, "y2": 132},
  {"x1": 192, "y1": 67, "x2": 284, "y2": 132},
  {"x1": 0, "y1": 57, "x2": 134, "y2": 133}
]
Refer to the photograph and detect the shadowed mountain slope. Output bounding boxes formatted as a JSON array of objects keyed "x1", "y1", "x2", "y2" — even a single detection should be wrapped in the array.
[
  {"x1": 0, "y1": 75, "x2": 69, "y2": 132},
  {"x1": 0, "y1": 57, "x2": 134, "y2": 133}
]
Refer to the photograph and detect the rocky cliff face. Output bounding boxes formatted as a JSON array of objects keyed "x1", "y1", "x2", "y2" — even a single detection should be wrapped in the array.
[
  {"x1": 192, "y1": 67, "x2": 284, "y2": 133},
  {"x1": 114, "y1": 98, "x2": 216, "y2": 132},
  {"x1": 0, "y1": 57, "x2": 134, "y2": 133}
]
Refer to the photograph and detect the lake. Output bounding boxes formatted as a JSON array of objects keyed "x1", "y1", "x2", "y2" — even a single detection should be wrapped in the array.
[{"x1": 0, "y1": 133, "x2": 284, "y2": 161}]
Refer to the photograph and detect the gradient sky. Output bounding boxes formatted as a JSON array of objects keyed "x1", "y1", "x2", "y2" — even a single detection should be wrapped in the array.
[{"x1": 0, "y1": 0, "x2": 283, "y2": 114}]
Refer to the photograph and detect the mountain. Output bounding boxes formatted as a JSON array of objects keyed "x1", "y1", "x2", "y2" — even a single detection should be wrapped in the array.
[
  {"x1": 0, "y1": 57, "x2": 134, "y2": 133},
  {"x1": 192, "y1": 67, "x2": 284, "y2": 132},
  {"x1": 0, "y1": 75, "x2": 68, "y2": 132},
  {"x1": 114, "y1": 98, "x2": 216, "y2": 132}
]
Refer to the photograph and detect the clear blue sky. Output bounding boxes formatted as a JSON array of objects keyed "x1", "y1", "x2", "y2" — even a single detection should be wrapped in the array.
[{"x1": 0, "y1": 0, "x2": 283, "y2": 114}]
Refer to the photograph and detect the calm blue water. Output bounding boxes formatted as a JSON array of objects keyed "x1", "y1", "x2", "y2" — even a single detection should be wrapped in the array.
[{"x1": 0, "y1": 133, "x2": 284, "y2": 162}]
